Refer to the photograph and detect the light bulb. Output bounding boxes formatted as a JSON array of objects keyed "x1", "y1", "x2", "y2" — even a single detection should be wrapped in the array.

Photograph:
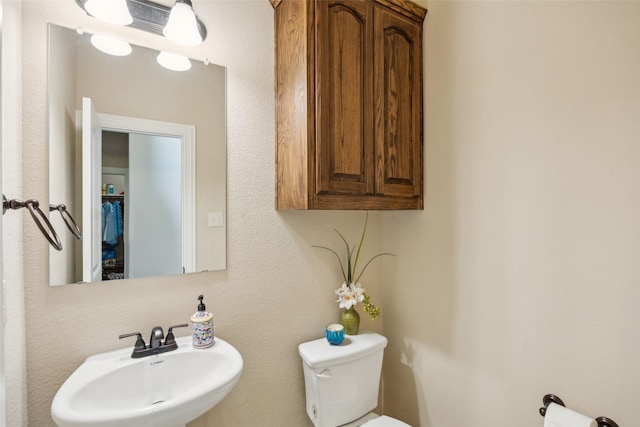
[
  {"x1": 90, "y1": 34, "x2": 132, "y2": 57},
  {"x1": 157, "y1": 51, "x2": 192, "y2": 72},
  {"x1": 85, "y1": 0, "x2": 133, "y2": 26},
  {"x1": 163, "y1": 0, "x2": 203, "y2": 46}
]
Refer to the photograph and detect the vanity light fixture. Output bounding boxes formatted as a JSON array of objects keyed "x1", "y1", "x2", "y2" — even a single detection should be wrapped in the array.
[
  {"x1": 163, "y1": 0, "x2": 203, "y2": 46},
  {"x1": 157, "y1": 51, "x2": 192, "y2": 72},
  {"x1": 75, "y1": 0, "x2": 207, "y2": 42},
  {"x1": 75, "y1": 0, "x2": 207, "y2": 69},
  {"x1": 84, "y1": 0, "x2": 133, "y2": 26},
  {"x1": 90, "y1": 34, "x2": 133, "y2": 57}
]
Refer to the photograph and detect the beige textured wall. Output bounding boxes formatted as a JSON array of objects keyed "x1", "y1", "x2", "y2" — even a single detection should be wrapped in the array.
[
  {"x1": 382, "y1": 1, "x2": 640, "y2": 426},
  {"x1": 17, "y1": 1, "x2": 384, "y2": 426},
  {"x1": 11, "y1": 1, "x2": 640, "y2": 427}
]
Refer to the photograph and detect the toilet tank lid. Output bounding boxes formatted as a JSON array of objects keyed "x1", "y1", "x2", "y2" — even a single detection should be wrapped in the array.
[{"x1": 298, "y1": 332, "x2": 388, "y2": 369}]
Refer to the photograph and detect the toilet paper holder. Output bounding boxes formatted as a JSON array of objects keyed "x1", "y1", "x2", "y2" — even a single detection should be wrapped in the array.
[{"x1": 539, "y1": 394, "x2": 619, "y2": 427}]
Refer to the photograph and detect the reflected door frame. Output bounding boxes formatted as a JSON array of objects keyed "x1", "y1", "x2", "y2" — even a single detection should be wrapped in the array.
[{"x1": 96, "y1": 113, "x2": 196, "y2": 275}]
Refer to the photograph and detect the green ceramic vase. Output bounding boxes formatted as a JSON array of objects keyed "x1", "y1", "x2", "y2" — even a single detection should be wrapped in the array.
[{"x1": 341, "y1": 307, "x2": 360, "y2": 335}]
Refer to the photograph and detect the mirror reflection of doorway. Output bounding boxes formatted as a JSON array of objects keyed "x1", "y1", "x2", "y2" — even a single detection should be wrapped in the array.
[
  {"x1": 101, "y1": 131, "x2": 182, "y2": 280},
  {"x1": 80, "y1": 98, "x2": 196, "y2": 283}
]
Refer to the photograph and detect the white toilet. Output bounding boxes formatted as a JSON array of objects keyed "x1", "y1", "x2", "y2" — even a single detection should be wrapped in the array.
[{"x1": 298, "y1": 332, "x2": 410, "y2": 427}]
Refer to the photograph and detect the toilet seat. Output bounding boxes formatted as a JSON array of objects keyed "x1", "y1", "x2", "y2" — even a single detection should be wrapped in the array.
[
  {"x1": 362, "y1": 415, "x2": 411, "y2": 427},
  {"x1": 341, "y1": 414, "x2": 411, "y2": 427}
]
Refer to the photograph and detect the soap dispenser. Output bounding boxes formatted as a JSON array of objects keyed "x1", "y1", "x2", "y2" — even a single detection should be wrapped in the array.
[{"x1": 191, "y1": 295, "x2": 214, "y2": 348}]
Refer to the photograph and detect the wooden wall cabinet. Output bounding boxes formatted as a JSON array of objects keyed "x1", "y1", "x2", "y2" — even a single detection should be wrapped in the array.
[{"x1": 272, "y1": 0, "x2": 426, "y2": 210}]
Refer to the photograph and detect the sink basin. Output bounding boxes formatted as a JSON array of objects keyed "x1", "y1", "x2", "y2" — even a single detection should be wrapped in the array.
[{"x1": 51, "y1": 336, "x2": 243, "y2": 427}]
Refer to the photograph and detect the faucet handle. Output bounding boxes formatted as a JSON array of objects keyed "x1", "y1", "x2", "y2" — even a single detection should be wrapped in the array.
[
  {"x1": 119, "y1": 332, "x2": 146, "y2": 350},
  {"x1": 164, "y1": 323, "x2": 189, "y2": 347}
]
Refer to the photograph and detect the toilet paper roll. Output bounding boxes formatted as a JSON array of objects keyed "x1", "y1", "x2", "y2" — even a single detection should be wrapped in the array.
[{"x1": 544, "y1": 403, "x2": 597, "y2": 427}]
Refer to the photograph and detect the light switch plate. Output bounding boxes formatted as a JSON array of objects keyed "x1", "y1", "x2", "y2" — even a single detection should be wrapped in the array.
[{"x1": 208, "y1": 212, "x2": 224, "y2": 227}]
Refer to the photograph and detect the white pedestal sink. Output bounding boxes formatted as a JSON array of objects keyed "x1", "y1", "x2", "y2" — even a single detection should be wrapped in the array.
[{"x1": 51, "y1": 336, "x2": 243, "y2": 427}]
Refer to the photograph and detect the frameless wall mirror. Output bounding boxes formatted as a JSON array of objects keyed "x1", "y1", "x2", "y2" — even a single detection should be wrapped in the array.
[{"x1": 47, "y1": 23, "x2": 226, "y2": 286}]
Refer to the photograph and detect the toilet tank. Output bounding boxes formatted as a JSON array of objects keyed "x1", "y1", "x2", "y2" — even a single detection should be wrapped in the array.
[{"x1": 298, "y1": 332, "x2": 388, "y2": 427}]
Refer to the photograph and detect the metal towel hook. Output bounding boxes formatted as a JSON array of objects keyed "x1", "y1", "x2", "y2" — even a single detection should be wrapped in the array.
[
  {"x1": 49, "y1": 203, "x2": 82, "y2": 240},
  {"x1": 3, "y1": 195, "x2": 63, "y2": 251},
  {"x1": 539, "y1": 394, "x2": 619, "y2": 427}
]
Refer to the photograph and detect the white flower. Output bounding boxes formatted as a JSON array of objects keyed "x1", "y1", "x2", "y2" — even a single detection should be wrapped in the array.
[{"x1": 335, "y1": 283, "x2": 365, "y2": 309}]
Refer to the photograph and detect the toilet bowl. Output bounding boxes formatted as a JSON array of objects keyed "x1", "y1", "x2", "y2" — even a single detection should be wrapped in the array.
[{"x1": 299, "y1": 332, "x2": 411, "y2": 427}]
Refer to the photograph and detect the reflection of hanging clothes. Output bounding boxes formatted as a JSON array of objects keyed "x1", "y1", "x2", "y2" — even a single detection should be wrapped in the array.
[
  {"x1": 102, "y1": 201, "x2": 123, "y2": 245},
  {"x1": 102, "y1": 202, "x2": 117, "y2": 245},
  {"x1": 113, "y1": 201, "x2": 123, "y2": 237}
]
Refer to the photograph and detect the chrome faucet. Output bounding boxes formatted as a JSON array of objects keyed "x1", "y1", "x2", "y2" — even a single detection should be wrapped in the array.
[{"x1": 119, "y1": 323, "x2": 189, "y2": 358}]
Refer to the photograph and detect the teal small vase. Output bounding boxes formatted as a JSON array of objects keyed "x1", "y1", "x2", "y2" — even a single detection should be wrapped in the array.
[{"x1": 341, "y1": 307, "x2": 360, "y2": 335}]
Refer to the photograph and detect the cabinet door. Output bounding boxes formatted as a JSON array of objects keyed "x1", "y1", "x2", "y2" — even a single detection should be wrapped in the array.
[
  {"x1": 374, "y1": 7, "x2": 423, "y2": 199},
  {"x1": 315, "y1": 0, "x2": 374, "y2": 196}
]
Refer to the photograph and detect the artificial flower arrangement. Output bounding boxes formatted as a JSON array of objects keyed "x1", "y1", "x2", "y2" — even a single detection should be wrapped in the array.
[{"x1": 314, "y1": 213, "x2": 393, "y2": 330}]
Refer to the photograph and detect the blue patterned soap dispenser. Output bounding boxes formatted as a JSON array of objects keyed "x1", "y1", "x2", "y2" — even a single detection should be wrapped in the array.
[{"x1": 191, "y1": 295, "x2": 214, "y2": 348}]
